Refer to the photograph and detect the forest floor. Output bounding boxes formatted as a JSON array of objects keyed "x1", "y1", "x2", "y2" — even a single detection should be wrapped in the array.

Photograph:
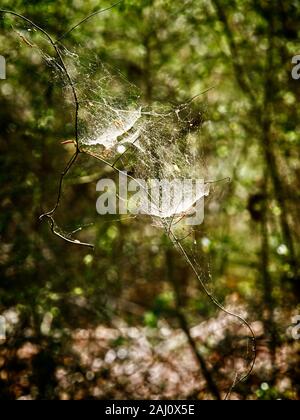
[{"x1": 0, "y1": 296, "x2": 299, "y2": 400}]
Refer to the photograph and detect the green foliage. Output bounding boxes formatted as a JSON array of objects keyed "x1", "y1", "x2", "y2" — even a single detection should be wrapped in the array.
[{"x1": 0, "y1": 0, "x2": 299, "y2": 400}]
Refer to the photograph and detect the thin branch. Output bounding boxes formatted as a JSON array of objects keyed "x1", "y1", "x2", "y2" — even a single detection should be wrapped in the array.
[
  {"x1": 0, "y1": 9, "x2": 82, "y2": 245},
  {"x1": 56, "y1": 0, "x2": 124, "y2": 43},
  {"x1": 40, "y1": 151, "x2": 79, "y2": 217},
  {"x1": 43, "y1": 214, "x2": 94, "y2": 249},
  {"x1": 168, "y1": 229, "x2": 257, "y2": 390},
  {"x1": 166, "y1": 248, "x2": 221, "y2": 400},
  {"x1": 0, "y1": 9, "x2": 55, "y2": 44}
]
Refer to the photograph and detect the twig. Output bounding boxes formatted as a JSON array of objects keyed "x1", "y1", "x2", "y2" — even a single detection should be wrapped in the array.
[
  {"x1": 0, "y1": 9, "x2": 82, "y2": 246},
  {"x1": 56, "y1": 1, "x2": 124, "y2": 43},
  {"x1": 42, "y1": 214, "x2": 94, "y2": 249},
  {"x1": 168, "y1": 228, "x2": 257, "y2": 392}
]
